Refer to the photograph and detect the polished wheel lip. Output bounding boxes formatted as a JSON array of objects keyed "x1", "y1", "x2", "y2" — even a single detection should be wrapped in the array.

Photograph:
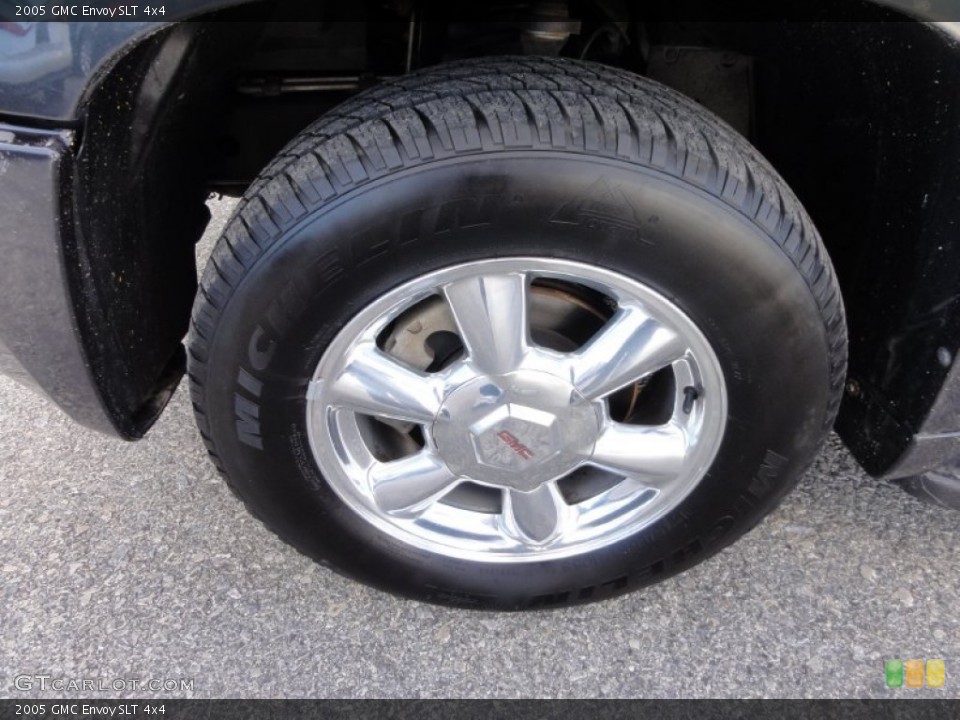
[{"x1": 305, "y1": 257, "x2": 727, "y2": 563}]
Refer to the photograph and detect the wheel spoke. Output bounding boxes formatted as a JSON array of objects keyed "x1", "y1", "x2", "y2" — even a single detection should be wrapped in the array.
[
  {"x1": 502, "y1": 483, "x2": 570, "y2": 545},
  {"x1": 569, "y1": 306, "x2": 685, "y2": 399},
  {"x1": 320, "y1": 342, "x2": 444, "y2": 423},
  {"x1": 589, "y1": 422, "x2": 688, "y2": 486},
  {"x1": 442, "y1": 272, "x2": 528, "y2": 375},
  {"x1": 369, "y1": 451, "x2": 459, "y2": 515}
]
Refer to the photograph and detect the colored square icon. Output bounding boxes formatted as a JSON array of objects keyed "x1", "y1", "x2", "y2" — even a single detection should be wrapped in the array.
[
  {"x1": 927, "y1": 659, "x2": 946, "y2": 688},
  {"x1": 885, "y1": 659, "x2": 904, "y2": 687},
  {"x1": 905, "y1": 659, "x2": 925, "y2": 688}
]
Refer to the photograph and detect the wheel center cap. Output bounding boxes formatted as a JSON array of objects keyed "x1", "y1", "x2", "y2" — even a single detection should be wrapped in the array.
[{"x1": 431, "y1": 371, "x2": 601, "y2": 491}]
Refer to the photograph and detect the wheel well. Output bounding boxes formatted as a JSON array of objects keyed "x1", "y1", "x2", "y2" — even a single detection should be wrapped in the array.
[{"x1": 75, "y1": 2, "x2": 960, "y2": 471}]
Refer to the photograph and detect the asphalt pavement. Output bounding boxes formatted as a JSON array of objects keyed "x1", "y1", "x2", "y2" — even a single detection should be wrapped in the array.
[{"x1": 1, "y1": 198, "x2": 958, "y2": 699}]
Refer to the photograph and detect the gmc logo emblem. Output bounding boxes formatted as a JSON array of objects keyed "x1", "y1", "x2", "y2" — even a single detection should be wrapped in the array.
[{"x1": 497, "y1": 430, "x2": 534, "y2": 460}]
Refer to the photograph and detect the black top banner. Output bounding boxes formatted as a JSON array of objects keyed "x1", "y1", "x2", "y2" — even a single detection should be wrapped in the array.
[{"x1": 1, "y1": 0, "x2": 960, "y2": 23}]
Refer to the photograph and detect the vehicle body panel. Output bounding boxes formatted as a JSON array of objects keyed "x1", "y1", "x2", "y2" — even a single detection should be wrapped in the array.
[{"x1": 0, "y1": 124, "x2": 117, "y2": 433}]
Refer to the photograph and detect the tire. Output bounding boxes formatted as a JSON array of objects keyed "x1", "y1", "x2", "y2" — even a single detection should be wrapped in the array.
[{"x1": 188, "y1": 56, "x2": 846, "y2": 610}]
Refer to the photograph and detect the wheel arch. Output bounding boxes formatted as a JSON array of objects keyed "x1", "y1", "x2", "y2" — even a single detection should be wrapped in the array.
[{"x1": 61, "y1": 16, "x2": 261, "y2": 437}]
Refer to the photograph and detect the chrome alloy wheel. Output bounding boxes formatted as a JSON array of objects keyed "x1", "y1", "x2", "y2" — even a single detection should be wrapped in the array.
[{"x1": 305, "y1": 258, "x2": 726, "y2": 562}]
